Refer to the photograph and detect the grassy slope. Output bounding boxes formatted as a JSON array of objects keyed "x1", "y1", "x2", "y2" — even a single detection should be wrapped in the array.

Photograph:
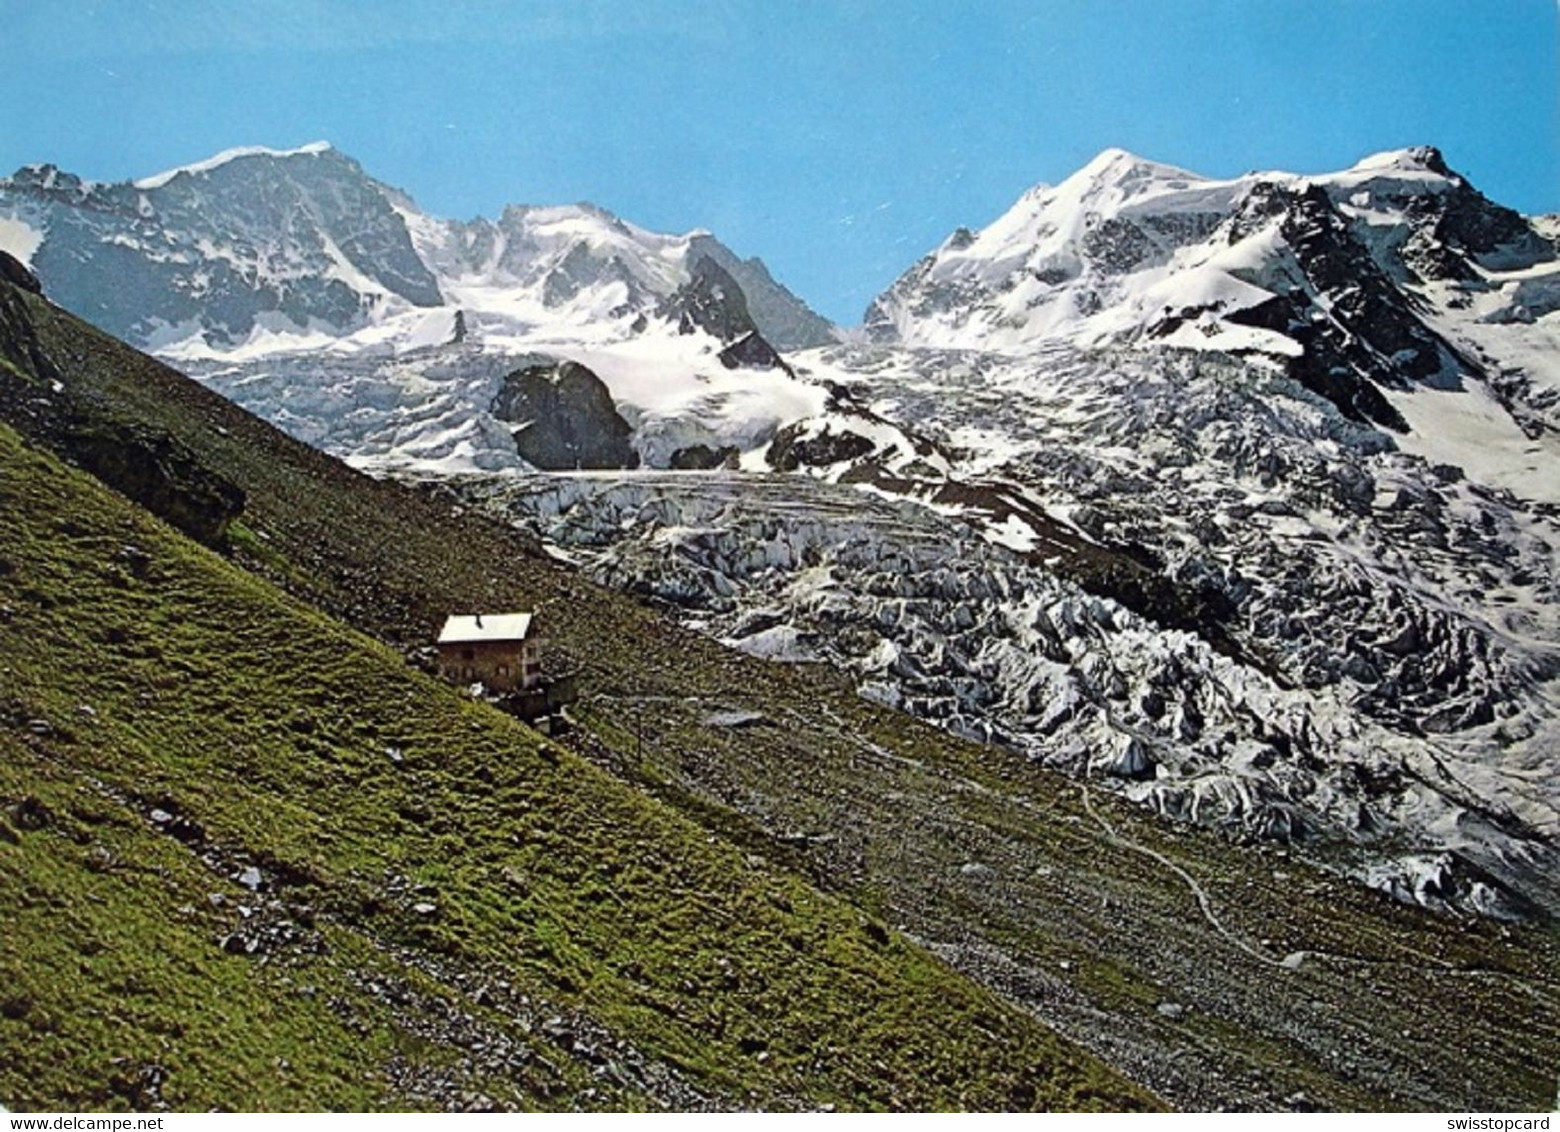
[
  {"x1": 3, "y1": 282, "x2": 1557, "y2": 1110},
  {"x1": 0, "y1": 420, "x2": 1153, "y2": 1111}
]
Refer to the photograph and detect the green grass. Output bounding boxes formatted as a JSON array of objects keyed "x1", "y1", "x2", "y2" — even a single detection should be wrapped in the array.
[
  {"x1": 2, "y1": 281, "x2": 1555, "y2": 1111},
  {"x1": 0, "y1": 421, "x2": 1157, "y2": 1112}
]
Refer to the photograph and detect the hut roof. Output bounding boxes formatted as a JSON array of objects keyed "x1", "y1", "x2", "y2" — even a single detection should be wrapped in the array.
[{"x1": 437, "y1": 612, "x2": 536, "y2": 644}]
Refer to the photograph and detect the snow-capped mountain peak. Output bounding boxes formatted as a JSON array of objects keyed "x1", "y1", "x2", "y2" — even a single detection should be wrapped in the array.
[
  {"x1": 1064, "y1": 146, "x2": 1210, "y2": 201},
  {"x1": 865, "y1": 148, "x2": 1559, "y2": 469},
  {"x1": 131, "y1": 140, "x2": 337, "y2": 190},
  {"x1": 1344, "y1": 144, "x2": 1452, "y2": 177},
  {"x1": 0, "y1": 143, "x2": 836, "y2": 357}
]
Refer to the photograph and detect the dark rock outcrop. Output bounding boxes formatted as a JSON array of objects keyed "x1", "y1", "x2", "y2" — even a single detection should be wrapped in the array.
[
  {"x1": 1, "y1": 146, "x2": 443, "y2": 348},
  {"x1": 0, "y1": 250, "x2": 41, "y2": 295},
  {"x1": 491, "y1": 360, "x2": 639, "y2": 471},
  {"x1": 656, "y1": 254, "x2": 793, "y2": 372},
  {"x1": 766, "y1": 422, "x2": 876, "y2": 472},
  {"x1": 718, "y1": 330, "x2": 792, "y2": 374},
  {"x1": 0, "y1": 274, "x2": 241, "y2": 547},
  {"x1": 0, "y1": 285, "x2": 62, "y2": 385},
  {"x1": 63, "y1": 420, "x2": 246, "y2": 547},
  {"x1": 659, "y1": 256, "x2": 758, "y2": 342},
  {"x1": 1215, "y1": 181, "x2": 1470, "y2": 429},
  {"x1": 669, "y1": 444, "x2": 740, "y2": 470},
  {"x1": 684, "y1": 235, "x2": 837, "y2": 349}
]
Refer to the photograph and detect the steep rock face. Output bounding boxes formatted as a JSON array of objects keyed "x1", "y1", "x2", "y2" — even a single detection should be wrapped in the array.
[
  {"x1": 766, "y1": 420, "x2": 876, "y2": 471},
  {"x1": 450, "y1": 467, "x2": 1560, "y2": 921},
  {"x1": 659, "y1": 255, "x2": 759, "y2": 341},
  {"x1": 0, "y1": 284, "x2": 61, "y2": 385},
  {"x1": 1350, "y1": 147, "x2": 1550, "y2": 283},
  {"x1": 686, "y1": 234, "x2": 837, "y2": 349},
  {"x1": 427, "y1": 322, "x2": 1560, "y2": 920},
  {"x1": 0, "y1": 249, "x2": 41, "y2": 294},
  {"x1": 8, "y1": 143, "x2": 1558, "y2": 928},
  {"x1": 0, "y1": 145, "x2": 442, "y2": 347},
  {"x1": 668, "y1": 443, "x2": 740, "y2": 470},
  {"x1": 655, "y1": 255, "x2": 793, "y2": 371},
  {"x1": 718, "y1": 330, "x2": 792, "y2": 372},
  {"x1": 62, "y1": 419, "x2": 246, "y2": 547},
  {"x1": 491, "y1": 360, "x2": 639, "y2": 470}
]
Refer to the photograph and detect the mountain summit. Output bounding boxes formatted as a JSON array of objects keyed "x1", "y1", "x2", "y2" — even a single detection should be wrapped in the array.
[{"x1": 865, "y1": 146, "x2": 1558, "y2": 432}]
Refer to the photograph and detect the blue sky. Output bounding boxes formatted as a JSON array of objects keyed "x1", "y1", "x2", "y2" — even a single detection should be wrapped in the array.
[{"x1": 2, "y1": 0, "x2": 1555, "y2": 324}]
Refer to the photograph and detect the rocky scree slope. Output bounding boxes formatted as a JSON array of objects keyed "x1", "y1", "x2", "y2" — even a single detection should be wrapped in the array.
[{"x1": 3, "y1": 264, "x2": 1557, "y2": 1111}]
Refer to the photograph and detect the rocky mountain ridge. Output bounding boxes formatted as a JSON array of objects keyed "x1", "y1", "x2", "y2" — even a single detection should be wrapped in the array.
[
  {"x1": 864, "y1": 146, "x2": 1559, "y2": 448},
  {"x1": 0, "y1": 142, "x2": 835, "y2": 356}
]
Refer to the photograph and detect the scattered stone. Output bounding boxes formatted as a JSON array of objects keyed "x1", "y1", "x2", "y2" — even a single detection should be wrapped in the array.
[
  {"x1": 1156, "y1": 1002, "x2": 1186, "y2": 1019},
  {"x1": 701, "y1": 709, "x2": 766, "y2": 729},
  {"x1": 11, "y1": 796, "x2": 52, "y2": 830},
  {"x1": 236, "y1": 865, "x2": 263, "y2": 891}
]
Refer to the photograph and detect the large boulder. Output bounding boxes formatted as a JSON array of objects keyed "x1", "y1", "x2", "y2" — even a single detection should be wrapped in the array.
[{"x1": 491, "y1": 360, "x2": 639, "y2": 470}]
